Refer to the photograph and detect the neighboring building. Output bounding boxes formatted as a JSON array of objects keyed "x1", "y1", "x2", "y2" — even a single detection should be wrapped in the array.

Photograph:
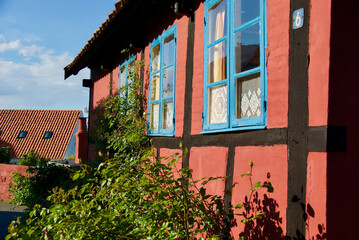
[
  {"x1": 0, "y1": 110, "x2": 88, "y2": 202},
  {"x1": 64, "y1": 0, "x2": 358, "y2": 239},
  {"x1": 0, "y1": 110, "x2": 83, "y2": 162}
]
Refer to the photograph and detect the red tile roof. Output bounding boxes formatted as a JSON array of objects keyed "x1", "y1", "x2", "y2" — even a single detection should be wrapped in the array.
[
  {"x1": 0, "y1": 110, "x2": 81, "y2": 159},
  {"x1": 64, "y1": 0, "x2": 129, "y2": 79}
]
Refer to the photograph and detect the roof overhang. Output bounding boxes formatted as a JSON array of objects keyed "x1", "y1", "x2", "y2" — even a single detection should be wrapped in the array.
[
  {"x1": 64, "y1": 0, "x2": 196, "y2": 80},
  {"x1": 64, "y1": 0, "x2": 129, "y2": 79}
]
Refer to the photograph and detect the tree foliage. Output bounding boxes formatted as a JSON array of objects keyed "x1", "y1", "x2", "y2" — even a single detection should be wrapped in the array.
[
  {"x1": 0, "y1": 146, "x2": 11, "y2": 164},
  {"x1": 20, "y1": 149, "x2": 49, "y2": 167},
  {"x1": 90, "y1": 63, "x2": 149, "y2": 161}
]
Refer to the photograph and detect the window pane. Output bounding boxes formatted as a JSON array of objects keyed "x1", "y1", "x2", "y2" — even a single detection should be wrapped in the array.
[
  {"x1": 150, "y1": 103, "x2": 159, "y2": 130},
  {"x1": 235, "y1": 23, "x2": 260, "y2": 74},
  {"x1": 208, "y1": 0, "x2": 227, "y2": 43},
  {"x1": 119, "y1": 66, "x2": 127, "y2": 88},
  {"x1": 163, "y1": 34, "x2": 175, "y2": 67},
  {"x1": 234, "y1": 0, "x2": 260, "y2": 28},
  {"x1": 43, "y1": 131, "x2": 53, "y2": 139},
  {"x1": 208, "y1": 84, "x2": 227, "y2": 124},
  {"x1": 150, "y1": 74, "x2": 160, "y2": 101},
  {"x1": 236, "y1": 72, "x2": 261, "y2": 119},
  {"x1": 151, "y1": 44, "x2": 160, "y2": 72},
  {"x1": 208, "y1": 41, "x2": 227, "y2": 83},
  {"x1": 162, "y1": 100, "x2": 173, "y2": 129},
  {"x1": 18, "y1": 131, "x2": 27, "y2": 138},
  {"x1": 162, "y1": 67, "x2": 174, "y2": 98}
]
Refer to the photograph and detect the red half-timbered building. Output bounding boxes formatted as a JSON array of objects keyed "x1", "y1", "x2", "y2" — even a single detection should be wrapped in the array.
[{"x1": 65, "y1": 0, "x2": 359, "y2": 238}]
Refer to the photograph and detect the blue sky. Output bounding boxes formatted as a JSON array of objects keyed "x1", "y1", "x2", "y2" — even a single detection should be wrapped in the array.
[{"x1": 0, "y1": 0, "x2": 117, "y2": 113}]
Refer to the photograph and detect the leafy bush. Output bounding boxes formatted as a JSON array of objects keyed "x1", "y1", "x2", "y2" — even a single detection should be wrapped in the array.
[
  {"x1": 20, "y1": 149, "x2": 49, "y2": 167},
  {"x1": 8, "y1": 172, "x2": 32, "y2": 206},
  {"x1": 6, "y1": 62, "x2": 273, "y2": 239},
  {"x1": 8, "y1": 151, "x2": 236, "y2": 239},
  {"x1": 90, "y1": 61, "x2": 149, "y2": 161},
  {"x1": 0, "y1": 146, "x2": 11, "y2": 164},
  {"x1": 9, "y1": 151, "x2": 73, "y2": 208}
]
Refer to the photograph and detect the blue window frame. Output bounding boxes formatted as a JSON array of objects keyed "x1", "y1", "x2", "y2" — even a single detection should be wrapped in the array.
[
  {"x1": 119, "y1": 56, "x2": 135, "y2": 95},
  {"x1": 148, "y1": 25, "x2": 177, "y2": 136},
  {"x1": 203, "y1": 0, "x2": 267, "y2": 133}
]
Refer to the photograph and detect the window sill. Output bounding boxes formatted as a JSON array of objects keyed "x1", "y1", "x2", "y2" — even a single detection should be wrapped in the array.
[
  {"x1": 147, "y1": 133, "x2": 175, "y2": 137},
  {"x1": 201, "y1": 125, "x2": 266, "y2": 135}
]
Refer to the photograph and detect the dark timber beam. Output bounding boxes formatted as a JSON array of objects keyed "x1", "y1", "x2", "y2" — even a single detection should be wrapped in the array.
[
  {"x1": 182, "y1": 9, "x2": 196, "y2": 169},
  {"x1": 287, "y1": 0, "x2": 310, "y2": 238}
]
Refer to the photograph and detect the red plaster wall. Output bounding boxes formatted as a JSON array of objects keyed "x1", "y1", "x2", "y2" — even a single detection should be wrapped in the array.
[
  {"x1": 191, "y1": 1, "x2": 205, "y2": 135},
  {"x1": 160, "y1": 148, "x2": 183, "y2": 179},
  {"x1": 90, "y1": 65, "x2": 120, "y2": 110},
  {"x1": 189, "y1": 146, "x2": 228, "y2": 197},
  {"x1": 266, "y1": 0, "x2": 289, "y2": 128},
  {"x1": 174, "y1": 17, "x2": 189, "y2": 137},
  {"x1": 88, "y1": 70, "x2": 111, "y2": 161},
  {"x1": 0, "y1": 164, "x2": 28, "y2": 201},
  {"x1": 143, "y1": 43, "x2": 151, "y2": 112},
  {"x1": 308, "y1": 1, "x2": 331, "y2": 126},
  {"x1": 231, "y1": 145, "x2": 287, "y2": 239},
  {"x1": 112, "y1": 66, "x2": 119, "y2": 94},
  {"x1": 92, "y1": 72, "x2": 111, "y2": 108},
  {"x1": 88, "y1": 65, "x2": 121, "y2": 161},
  {"x1": 306, "y1": 152, "x2": 327, "y2": 240}
]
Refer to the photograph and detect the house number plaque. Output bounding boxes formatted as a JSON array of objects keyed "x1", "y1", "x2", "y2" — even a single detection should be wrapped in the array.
[{"x1": 293, "y1": 8, "x2": 304, "y2": 30}]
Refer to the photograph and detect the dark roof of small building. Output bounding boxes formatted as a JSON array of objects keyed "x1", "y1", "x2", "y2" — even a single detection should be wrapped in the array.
[
  {"x1": 0, "y1": 109, "x2": 81, "y2": 159},
  {"x1": 64, "y1": 0, "x2": 129, "y2": 79}
]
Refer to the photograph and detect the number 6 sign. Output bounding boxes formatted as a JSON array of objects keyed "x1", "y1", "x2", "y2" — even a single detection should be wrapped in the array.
[{"x1": 293, "y1": 8, "x2": 304, "y2": 30}]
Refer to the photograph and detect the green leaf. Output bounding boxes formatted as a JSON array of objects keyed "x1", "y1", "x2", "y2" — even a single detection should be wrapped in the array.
[
  {"x1": 27, "y1": 228, "x2": 35, "y2": 236},
  {"x1": 255, "y1": 212, "x2": 265, "y2": 218},
  {"x1": 254, "y1": 181, "x2": 262, "y2": 189},
  {"x1": 79, "y1": 183, "x2": 89, "y2": 195},
  {"x1": 263, "y1": 182, "x2": 274, "y2": 192},
  {"x1": 184, "y1": 147, "x2": 188, "y2": 156},
  {"x1": 168, "y1": 158, "x2": 178, "y2": 166},
  {"x1": 29, "y1": 209, "x2": 36, "y2": 218},
  {"x1": 199, "y1": 187, "x2": 206, "y2": 196},
  {"x1": 121, "y1": 48, "x2": 129, "y2": 54},
  {"x1": 73, "y1": 173, "x2": 80, "y2": 180},
  {"x1": 240, "y1": 171, "x2": 251, "y2": 177},
  {"x1": 235, "y1": 204, "x2": 243, "y2": 209}
]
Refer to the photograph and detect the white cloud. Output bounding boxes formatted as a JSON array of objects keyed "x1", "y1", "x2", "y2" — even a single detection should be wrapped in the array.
[
  {"x1": 0, "y1": 37, "x2": 89, "y2": 111},
  {"x1": 0, "y1": 39, "x2": 21, "y2": 52},
  {"x1": 18, "y1": 44, "x2": 46, "y2": 57},
  {"x1": 22, "y1": 33, "x2": 42, "y2": 43}
]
